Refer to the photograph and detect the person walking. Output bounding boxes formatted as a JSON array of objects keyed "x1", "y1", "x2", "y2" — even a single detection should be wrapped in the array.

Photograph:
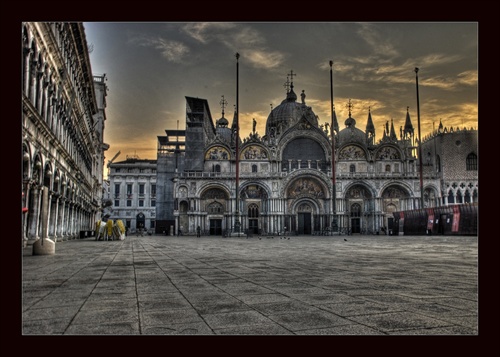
[{"x1": 196, "y1": 225, "x2": 201, "y2": 238}]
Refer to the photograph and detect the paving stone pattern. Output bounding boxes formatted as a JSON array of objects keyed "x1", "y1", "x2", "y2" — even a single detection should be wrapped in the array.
[{"x1": 22, "y1": 235, "x2": 478, "y2": 335}]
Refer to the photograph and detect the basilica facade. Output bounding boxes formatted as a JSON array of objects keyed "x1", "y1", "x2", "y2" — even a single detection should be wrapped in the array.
[{"x1": 156, "y1": 79, "x2": 477, "y2": 236}]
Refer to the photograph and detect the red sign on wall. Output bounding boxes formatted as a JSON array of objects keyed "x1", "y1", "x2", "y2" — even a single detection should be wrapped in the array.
[{"x1": 426, "y1": 208, "x2": 434, "y2": 230}]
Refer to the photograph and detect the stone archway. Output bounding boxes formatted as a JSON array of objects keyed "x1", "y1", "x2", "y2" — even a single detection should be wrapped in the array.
[
  {"x1": 345, "y1": 184, "x2": 374, "y2": 234},
  {"x1": 381, "y1": 184, "x2": 411, "y2": 233}
]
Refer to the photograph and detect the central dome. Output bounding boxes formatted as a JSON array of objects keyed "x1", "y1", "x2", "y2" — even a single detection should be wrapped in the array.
[{"x1": 265, "y1": 87, "x2": 318, "y2": 137}]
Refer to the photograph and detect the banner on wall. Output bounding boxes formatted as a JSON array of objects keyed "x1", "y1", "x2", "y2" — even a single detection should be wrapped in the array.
[{"x1": 452, "y1": 205, "x2": 460, "y2": 232}]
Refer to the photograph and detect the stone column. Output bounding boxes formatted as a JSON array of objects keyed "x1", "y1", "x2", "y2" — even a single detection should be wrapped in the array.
[
  {"x1": 57, "y1": 198, "x2": 66, "y2": 238},
  {"x1": 45, "y1": 190, "x2": 53, "y2": 237},
  {"x1": 28, "y1": 186, "x2": 41, "y2": 242},
  {"x1": 65, "y1": 203, "x2": 72, "y2": 240},
  {"x1": 22, "y1": 182, "x2": 31, "y2": 247},
  {"x1": 33, "y1": 186, "x2": 55, "y2": 255},
  {"x1": 49, "y1": 195, "x2": 59, "y2": 240}
]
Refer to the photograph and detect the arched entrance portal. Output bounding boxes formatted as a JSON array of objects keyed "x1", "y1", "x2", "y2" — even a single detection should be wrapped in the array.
[
  {"x1": 248, "y1": 203, "x2": 259, "y2": 234},
  {"x1": 136, "y1": 213, "x2": 145, "y2": 230},
  {"x1": 297, "y1": 203, "x2": 313, "y2": 235},
  {"x1": 350, "y1": 203, "x2": 361, "y2": 234},
  {"x1": 207, "y1": 201, "x2": 224, "y2": 235},
  {"x1": 345, "y1": 184, "x2": 374, "y2": 234}
]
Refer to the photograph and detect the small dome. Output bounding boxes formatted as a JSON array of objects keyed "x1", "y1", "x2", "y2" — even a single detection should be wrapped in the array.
[
  {"x1": 338, "y1": 116, "x2": 366, "y2": 146},
  {"x1": 345, "y1": 116, "x2": 356, "y2": 127},
  {"x1": 217, "y1": 117, "x2": 229, "y2": 127}
]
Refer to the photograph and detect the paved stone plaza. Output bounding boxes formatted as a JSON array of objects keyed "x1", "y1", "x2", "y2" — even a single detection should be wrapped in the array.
[{"x1": 22, "y1": 234, "x2": 478, "y2": 335}]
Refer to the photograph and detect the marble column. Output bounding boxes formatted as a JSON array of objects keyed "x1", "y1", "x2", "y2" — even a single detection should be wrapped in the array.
[
  {"x1": 28, "y1": 186, "x2": 41, "y2": 241},
  {"x1": 49, "y1": 195, "x2": 59, "y2": 240},
  {"x1": 56, "y1": 198, "x2": 66, "y2": 238}
]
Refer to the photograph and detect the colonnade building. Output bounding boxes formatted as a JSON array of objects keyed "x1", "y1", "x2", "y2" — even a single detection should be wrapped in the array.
[
  {"x1": 156, "y1": 76, "x2": 477, "y2": 236},
  {"x1": 22, "y1": 22, "x2": 108, "y2": 246}
]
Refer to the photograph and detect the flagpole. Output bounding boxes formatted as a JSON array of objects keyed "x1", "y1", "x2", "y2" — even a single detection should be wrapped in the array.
[
  {"x1": 415, "y1": 67, "x2": 424, "y2": 209},
  {"x1": 234, "y1": 53, "x2": 241, "y2": 234},
  {"x1": 330, "y1": 60, "x2": 337, "y2": 234}
]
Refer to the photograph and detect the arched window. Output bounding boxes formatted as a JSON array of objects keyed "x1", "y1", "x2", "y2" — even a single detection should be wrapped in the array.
[
  {"x1": 350, "y1": 203, "x2": 361, "y2": 217},
  {"x1": 466, "y1": 153, "x2": 477, "y2": 170},
  {"x1": 350, "y1": 164, "x2": 356, "y2": 173},
  {"x1": 207, "y1": 202, "x2": 224, "y2": 214},
  {"x1": 436, "y1": 155, "x2": 441, "y2": 172},
  {"x1": 248, "y1": 203, "x2": 259, "y2": 218},
  {"x1": 447, "y1": 190, "x2": 455, "y2": 204},
  {"x1": 179, "y1": 201, "x2": 189, "y2": 213},
  {"x1": 252, "y1": 164, "x2": 258, "y2": 173},
  {"x1": 456, "y1": 190, "x2": 463, "y2": 204},
  {"x1": 385, "y1": 164, "x2": 391, "y2": 172},
  {"x1": 213, "y1": 164, "x2": 221, "y2": 173}
]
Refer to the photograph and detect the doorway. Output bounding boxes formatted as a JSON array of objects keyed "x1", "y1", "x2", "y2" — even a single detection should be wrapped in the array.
[
  {"x1": 210, "y1": 219, "x2": 222, "y2": 236},
  {"x1": 350, "y1": 203, "x2": 361, "y2": 234},
  {"x1": 351, "y1": 218, "x2": 360, "y2": 234},
  {"x1": 249, "y1": 219, "x2": 259, "y2": 234},
  {"x1": 248, "y1": 203, "x2": 259, "y2": 234},
  {"x1": 298, "y1": 213, "x2": 311, "y2": 235},
  {"x1": 387, "y1": 217, "x2": 394, "y2": 234},
  {"x1": 136, "y1": 213, "x2": 145, "y2": 230}
]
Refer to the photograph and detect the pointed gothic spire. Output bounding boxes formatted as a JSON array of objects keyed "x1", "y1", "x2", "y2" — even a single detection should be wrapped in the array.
[
  {"x1": 231, "y1": 104, "x2": 238, "y2": 131},
  {"x1": 404, "y1": 106, "x2": 414, "y2": 137},
  {"x1": 390, "y1": 118, "x2": 397, "y2": 140},
  {"x1": 365, "y1": 106, "x2": 375, "y2": 145},
  {"x1": 366, "y1": 106, "x2": 375, "y2": 132},
  {"x1": 230, "y1": 107, "x2": 241, "y2": 148},
  {"x1": 332, "y1": 105, "x2": 339, "y2": 133},
  {"x1": 438, "y1": 119, "x2": 443, "y2": 132}
]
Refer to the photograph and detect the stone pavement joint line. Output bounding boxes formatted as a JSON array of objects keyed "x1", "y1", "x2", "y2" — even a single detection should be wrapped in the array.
[{"x1": 22, "y1": 235, "x2": 478, "y2": 335}]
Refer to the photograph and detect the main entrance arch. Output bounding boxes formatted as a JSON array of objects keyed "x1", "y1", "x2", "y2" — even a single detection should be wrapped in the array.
[
  {"x1": 345, "y1": 184, "x2": 374, "y2": 234},
  {"x1": 284, "y1": 176, "x2": 329, "y2": 235}
]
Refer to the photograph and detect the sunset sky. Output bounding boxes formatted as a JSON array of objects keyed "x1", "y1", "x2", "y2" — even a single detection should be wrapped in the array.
[{"x1": 84, "y1": 22, "x2": 478, "y2": 162}]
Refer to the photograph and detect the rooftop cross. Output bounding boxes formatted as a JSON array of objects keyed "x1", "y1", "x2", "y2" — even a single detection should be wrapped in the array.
[
  {"x1": 289, "y1": 70, "x2": 296, "y2": 90},
  {"x1": 346, "y1": 99, "x2": 354, "y2": 117},
  {"x1": 219, "y1": 95, "x2": 227, "y2": 118},
  {"x1": 283, "y1": 75, "x2": 290, "y2": 94}
]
